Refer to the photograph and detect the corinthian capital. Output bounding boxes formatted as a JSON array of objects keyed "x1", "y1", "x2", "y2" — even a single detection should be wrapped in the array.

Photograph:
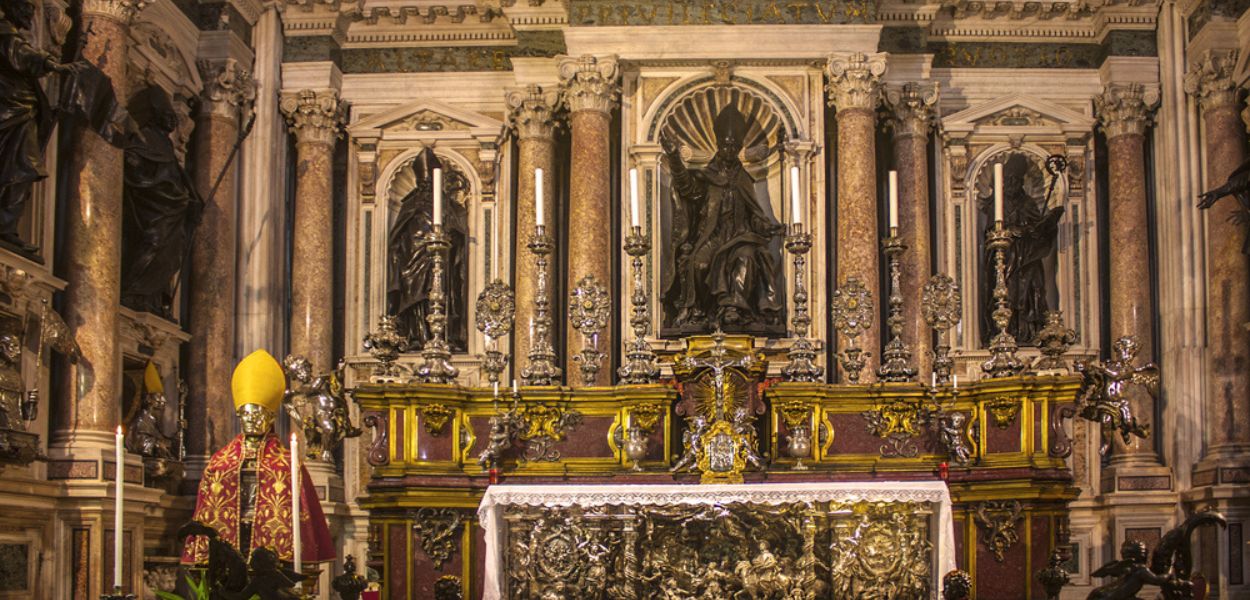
[
  {"x1": 825, "y1": 52, "x2": 888, "y2": 113},
  {"x1": 198, "y1": 59, "x2": 258, "y2": 121},
  {"x1": 280, "y1": 89, "x2": 346, "y2": 146},
  {"x1": 83, "y1": 0, "x2": 148, "y2": 23},
  {"x1": 1184, "y1": 50, "x2": 1240, "y2": 113},
  {"x1": 506, "y1": 84, "x2": 561, "y2": 142},
  {"x1": 558, "y1": 54, "x2": 620, "y2": 114},
  {"x1": 886, "y1": 82, "x2": 939, "y2": 139},
  {"x1": 1094, "y1": 83, "x2": 1159, "y2": 139}
]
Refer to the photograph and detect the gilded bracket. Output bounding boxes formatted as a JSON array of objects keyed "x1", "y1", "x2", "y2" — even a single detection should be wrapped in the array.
[
  {"x1": 412, "y1": 507, "x2": 462, "y2": 569},
  {"x1": 628, "y1": 402, "x2": 664, "y2": 434},
  {"x1": 985, "y1": 397, "x2": 1021, "y2": 429},
  {"x1": 863, "y1": 399, "x2": 926, "y2": 458},
  {"x1": 420, "y1": 403, "x2": 454, "y2": 436},
  {"x1": 517, "y1": 403, "x2": 583, "y2": 462},
  {"x1": 974, "y1": 500, "x2": 1023, "y2": 562}
]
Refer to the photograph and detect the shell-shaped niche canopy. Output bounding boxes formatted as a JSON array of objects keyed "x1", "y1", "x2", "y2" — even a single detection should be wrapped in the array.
[
  {"x1": 387, "y1": 153, "x2": 470, "y2": 210},
  {"x1": 659, "y1": 86, "x2": 783, "y2": 169}
]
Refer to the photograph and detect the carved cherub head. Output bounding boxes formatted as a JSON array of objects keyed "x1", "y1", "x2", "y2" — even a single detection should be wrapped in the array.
[
  {"x1": 1120, "y1": 540, "x2": 1148, "y2": 565},
  {"x1": 283, "y1": 355, "x2": 313, "y2": 384},
  {"x1": 1111, "y1": 336, "x2": 1141, "y2": 364}
]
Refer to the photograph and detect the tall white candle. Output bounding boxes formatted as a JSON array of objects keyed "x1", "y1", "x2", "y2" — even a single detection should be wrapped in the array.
[
  {"x1": 790, "y1": 166, "x2": 801, "y2": 226},
  {"x1": 512, "y1": 379, "x2": 519, "y2": 395},
  {"x1": 534, "y1": 168, "x2": 544, "y2": 227},
  {"x1": 114, "y1": 425, "x2": 124, "y2": 590},
  {"x1": 290, "y1": 433, "x2": 301, "y2": 573},
  {"x1": 432, "y1": 168, "x2": 443, "y2": 226},
  {"x1": 993, "y1": 162, "x2": 1004, "y2": 224},
  {"x1": 629, "y1": 168, "x2": 640, "y2": 228},
  {"x1": 953, "y1": 374, "x2": 959, "y2": 390},
  {"x1": 490, "y1": 207, "x2": 498, "y2": 279},
  {"x1": 888, "y1": 170, "x2": 899, "y2": 230}
]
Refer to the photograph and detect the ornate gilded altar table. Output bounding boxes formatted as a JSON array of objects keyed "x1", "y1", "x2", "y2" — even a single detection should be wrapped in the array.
[{"x1": 478, "y1": 481, "x2": 956, "y2": 599}]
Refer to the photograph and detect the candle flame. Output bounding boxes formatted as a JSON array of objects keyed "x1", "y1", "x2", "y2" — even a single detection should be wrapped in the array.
[{"x1": 116, "y1": 425, "x2": 123, "y2": 435}]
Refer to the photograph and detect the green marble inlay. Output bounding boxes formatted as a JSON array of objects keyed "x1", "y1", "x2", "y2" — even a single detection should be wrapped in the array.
[
  {"x1": 566, "y1": 0, "x2": 875, "y2": 26},
  {"x1": 930, "y1": 32, "x2": 1154, "y2": 69},
  {"x1": 284, "y1": 36, "x2": 342, "y2": 63},
  {"x1": 1189, "y1": 0, "x2": 1250, "y2": 39},
  {"x1": 341, "y1": 46, "x2": 517, "y2": 73},
  {"x1": 515, "y1": 30, "x2": 566, "y2": 57},
  {"x1": 878, "y1": 26, "x2": 926, "y2": 54}
]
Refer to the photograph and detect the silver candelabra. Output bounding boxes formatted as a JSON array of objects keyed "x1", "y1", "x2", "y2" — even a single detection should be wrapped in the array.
[
  {"x1": 416, "y1": 226, "x2": 459, "y2": 383},
  {"x1": 877, "y1": 233, "x2": 916, "y2": 382},
  {"x1": 521, "y1": 225, "x2": 561, "y2": 385},
  {"x1": 782, "y1": 223, "x2": 823, "y2": 382},
  {"x1": 981, "y1": 224, "x2": 1025, "y2": 378},
  {"x1": 618, "y1": 226, "x2": 660, "y2": 384}
]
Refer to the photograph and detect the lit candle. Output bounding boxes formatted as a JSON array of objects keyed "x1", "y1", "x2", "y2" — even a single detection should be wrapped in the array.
[
  {"x1": 290, "y1": 433, "x2": 301, "y2": 574},
  {"x1": 493, "y1": 380, "x2": 500, "y2": 399},
  {"x1": 114, "y1": 425, "x2": 124, "y2": 590},
  {"x1": 629, "y1": 168, "x2": 640, "y2": 229},
  {"x1": 432, "y1": 167, "x2": 443, "y2": 226},
  {"x1": 931, "y1": 372, "x2": 937, "y2": 388},
  {"x1": 790, "y1": 166, "x2": 802, "y2": 226},
  {"x1": 888, "y1": 170, "x2": 899, "y2": 231},
  {"x1": 512, "y1": 379, "x2": 519, "y2": 395},
  {"x1": 953, "y1": 374, "x2": 959, "y2": 390},
  {"x1": 535, "y1": 168, "x2": 544, "y2": 227},
  {"x1": 993, "y1": 162, "x2": 1004, "y2": 224}
]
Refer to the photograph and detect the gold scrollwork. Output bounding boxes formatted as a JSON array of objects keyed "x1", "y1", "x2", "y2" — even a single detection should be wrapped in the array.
[
  {"x1": 412, "y1": 507, "x2": 462, "y2": 569},
  {"x1": 829, "y1": 501, "x2": 933, "y2": 599},
  {"x1": 517, "y1": 403, "x2": 583, "y2": 462},
  {"x1": 628, "y1": 402, "x2": 664, "y2": 434},
  {"x1": 985, "y1": 397, "x2": 1021, "y2": 429},
  {"x1": 863, "y1": 399, "x2": 926, "y2": 458},
  {"x1": 420, "y1": 403, "x2": 454, "y2": 436},
  {"x1": 974, "y1": 500, "x2": 1023, "y2": 562}
]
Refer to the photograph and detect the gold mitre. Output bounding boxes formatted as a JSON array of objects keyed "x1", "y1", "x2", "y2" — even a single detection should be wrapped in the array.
[
  {"x1": 143, "y1": 361, "x2": 164, "y2": 394},
  {"x1": 231, "y1": 350, "x2": 286, "y2": 414}
]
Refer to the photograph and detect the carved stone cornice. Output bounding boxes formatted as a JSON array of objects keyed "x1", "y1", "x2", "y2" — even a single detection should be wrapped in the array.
[
  {"x1": 280, "y1": 89, "x2": 346, "y2": 146},
  {"x1": 886, "y1": 81, "x2": 939, "y2": 139},
  {"x1": 505, "y1": 84, "x2": 560, "y2": 142},
  {"x1": 1094, "y1": 83, "x2": 1159, "y2": 138},
  {"x1": 825, "y1": 52, "x2": 888, "y2": 114},
  {"x1": 1184, "y1": 50, "x2": 1240, "y2": 113},
  {"x1": 558, "y1": 54, "x2": 620, "y2": 115},
  {"x1": 197, "y1": 59, "x2": 257, "y2": 121},
  {"x1": 82, "y1": 0, "x2": 148, "y2": 23}
]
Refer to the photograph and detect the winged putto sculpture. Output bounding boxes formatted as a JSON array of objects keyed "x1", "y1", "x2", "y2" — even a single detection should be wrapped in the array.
[
  {"x1": 1088, "y1": 510, "x2": 1225, "y2": 600},
  {"x1": 1073, "y1": 336, "x2": 1157, "y2": 456}
]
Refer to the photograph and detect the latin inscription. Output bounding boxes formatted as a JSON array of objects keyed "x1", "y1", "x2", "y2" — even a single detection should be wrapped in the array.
[{"x1": 566, "y1": 0, "x2": 876, "y2": 26}]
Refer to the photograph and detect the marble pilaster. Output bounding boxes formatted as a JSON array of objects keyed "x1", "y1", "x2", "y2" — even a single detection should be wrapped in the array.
[
  {"x1": 506, "y1": 85, "x2": 560, "y2": 380},
  {"x1": 826, "y1": 52, "x2": 886, "y2": 381},
  {"x1": 886, "y1": 82, "x2": 937, "y2": 377},
  {"x1": 281, "y1": 89, "x2": 345, "y2": 374},
  {"x1": 186, "y1": 59, "x2": 255, "y2": 462},
  {"x1": 1186, "y1": 50, "x2": 1250, "y2": 472},
  {"x1": 1094, "y1": 83, "x2": 1164, "y2": 469},
  {"x1": 558, "y1": 55, "x2": 619, "y2": 385}
]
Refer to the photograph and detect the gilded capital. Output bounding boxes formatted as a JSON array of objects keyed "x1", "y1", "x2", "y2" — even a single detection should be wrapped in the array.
[
  {"x1": 1184, "y1": 50, "x2": 1240, "y2": 113},
  {"x1": 280, "y1": 89, "x2": 346, "y2": 146},
  {"x1": 506, "y1": 84, "x2": 561, "y2": 142},
  {"x1": 886, "y1": 81, "x2": 939, "y2": 139},
  {"x1": 198, "y1": 59, "x2": 258, "y2": 122},
  {"x1": 82, "y1": 0, "x2": 148, "y2": 23},
  {"x1": 558, "y1": 54, "x2": 620, "y2": 114},
  {"x1": 825, "y1": 52, "x2": 888, "y2": 113},
  {"x1": 1094, "y1": 83, "x2": 1158, "y2": 139}
]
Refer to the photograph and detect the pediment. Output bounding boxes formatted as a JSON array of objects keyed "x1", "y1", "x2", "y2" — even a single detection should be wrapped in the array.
[
  {"x1": 349, "y1": 99, "x2": 505, "y2": 141},
  {"x1": 942, "y1": 94, "x2": 1094, "y2": 136}
]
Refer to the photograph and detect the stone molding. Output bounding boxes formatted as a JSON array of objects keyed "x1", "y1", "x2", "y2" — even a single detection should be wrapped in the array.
[
  {"x1": 1094, "y1": 83, "x2": 1159, "y2": 139},
  {"x1": 1184, "y1": 49, "x2": 1240, "y2": 113},
  {"x1": 198, "y1": 58, "x2": 258, "y2": 121},
  {"x1": 557, "y1": 54, "x2": 620, "y2": 115},
  {"x1": 886, "y1": 81, "x2": 939, "y2": 139},
  {"x1": 83, "y1": 0, "x2": 148, "y2": 23},
  {"x1": 280, "y1": 89, "x2": 347, "y2": 146},
  {"x1": 825, "y1": 52, "x2": 888, "y2": 113},
  {"x1": 505, "y1": 84, "x2": 561, "y2": 142}
]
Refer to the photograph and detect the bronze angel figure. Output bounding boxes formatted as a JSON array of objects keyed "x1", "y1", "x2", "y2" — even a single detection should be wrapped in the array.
[
  {"x1": 1073, "y1": 336, "x2": 1157, "y2": 456},
  {"x1": 1088, "y1": 510, "x2": 1225, "y2": 600}
]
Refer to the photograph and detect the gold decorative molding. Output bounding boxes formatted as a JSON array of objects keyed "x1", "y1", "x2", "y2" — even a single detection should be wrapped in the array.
[
  {"x1": 975, "y1": 500, "x2": 1023, "y2": 562},
  {"x1": 420, "y1": 404, "x2": 453, "y2": 436},
  {"x1": 628, "y1": 402, "x2": 664, "y2": 434},
  {"x1": 825, "y1": 52, "x2": 887, "y2": 113},
  {"x1": 985, "y1": 397, "x2": 1021, "y2": 429}
]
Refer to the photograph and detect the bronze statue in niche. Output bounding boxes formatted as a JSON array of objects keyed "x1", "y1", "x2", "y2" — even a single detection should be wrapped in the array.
[
  {"x1": 979, "y1": 152, "x2": 1064, "y2": 345},
  {"x1": 120, "y1": 86, "x2": 202, "y2": 317},
  {"x1": 387, "y1": 147, "x2": 469, "y2": 351},
  {"x1": 660, "y1": 102, "x2": 785, "y2": 336}
]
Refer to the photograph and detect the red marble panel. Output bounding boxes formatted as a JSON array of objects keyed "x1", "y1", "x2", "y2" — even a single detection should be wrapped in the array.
[
  {"x1": 975, "y1": 517, "x2": 1028, "y2": 599},
  {"x1": 416, "y1": 413, "x2": 455, "y2": 462},
  {"x1": 1035, "y1": 403, "x2": 1044, "y2": 455},
  {"x1": 985, "y1": 415, "x2": 1022, "y2": 454},
  {"x1": 392, "y1": 410, "x2": 405, "y2": 461},
  {"x1": 1032, "y1": 516, "x2": 1052, "y2": 599},
  {"x1": 953, "y1": 516, "x2": 966, "y2": 571},
  {"x1": 467, "y1": 416, "x2": 492, "y2": 458},
  {"x1": 472, "y1": 523, "x2": 486, "y2": 600},
  {"x1": 554, "y1": 416, "x2": 614, "y2": 458},
  {"x1": 827, "y1": 413, "x2": 881, "y2": 454},
  {"x1": 644, "y1": 425, "x2": 666, "y2": 461},
  {"x1": 387, "y1": 523, "x2": 407, "y2": 600}
]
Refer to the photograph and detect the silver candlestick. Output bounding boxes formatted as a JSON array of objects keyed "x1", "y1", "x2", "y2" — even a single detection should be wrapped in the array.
[
  {"x1": 416, "y1": 226, "x2": 459, "y2": 383},
  {"x1": 521, "y1": 225, "x2": 562, "y2": 385},
  {"x1": 476, "y1": 279, "x2": 516, "y2": 385},
  {"x1": 981, "y1": 224, "x2": 1025, "y2": 377},
  {"x1": 782, "y1": 224, "x2": 823, "y2": 382},
  {"x1": 877, "y1": 233, "x2": 916, "y2": 382},
  {"x1": 618, "y1": 226, "x2": 659, "y2": 383}
]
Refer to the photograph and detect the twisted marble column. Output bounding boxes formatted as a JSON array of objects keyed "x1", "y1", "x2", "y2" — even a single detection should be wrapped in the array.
[
  {"x1": 559, "y1": 55, "x2": 619, "y2": 385},
  {"x1": 187, "y1": 59, "x2": 256, "y2": 459},
  {"x1": 52, "y1": 0, "x2": 145, "y2": 447},
  {"x1": 886, "y1": 82, "x2": 937, "y2": 377},
  {"x1": 1095, "y1": 82, "x2": 1162, "y2": 465},
  {"x1": 281, "y1": 89, "x2": 345, "y2": 373},
  {"x1": 1186, "y1": 51, "x2": 1250, "y2": 471},
  {"x1": 506, "y1": 85, "x2": 560, "y2": 380},
  {"x1": 826, "y1": 52, "x2": 886, "y2": 381}
]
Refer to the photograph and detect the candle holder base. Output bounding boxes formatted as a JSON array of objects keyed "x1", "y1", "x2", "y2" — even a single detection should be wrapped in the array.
[{"x1": 100, "y1": 587, "x2": 135, "y2": 600}]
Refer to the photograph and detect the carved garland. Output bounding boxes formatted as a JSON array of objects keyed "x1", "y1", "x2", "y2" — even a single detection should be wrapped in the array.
[
  {"x1": 412, "y1": 508, "x2": 462, "y2": 569},
  {"x1": 975, "y1": 500, "x2": 1023, "y2": 562}
]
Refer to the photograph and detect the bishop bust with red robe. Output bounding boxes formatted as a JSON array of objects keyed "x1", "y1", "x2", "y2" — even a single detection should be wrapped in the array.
[{"x1": 182, "y1": 350, "x2": 335, "y2": 565}]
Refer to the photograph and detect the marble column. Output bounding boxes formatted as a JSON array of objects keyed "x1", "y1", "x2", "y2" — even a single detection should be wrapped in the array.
[
  {"x1": 886, "y1": 82, "x2": 938, "y2": 377},
  {"x1": 52, "y1": 0, "x2": 144, "y2": 448},
  {"x1": 1186, "y1": 50, "x2": 1250, "y2": 471},
  {"x1": 505, "y1": 85, "x2": 560, "y2": 379},
  {"x1": 826, "y1": 52, "x2": 887, "y2": 381},
  {"x1": 186, "y1": 59, "x2": 255, "y2": 461},
  {"x1": 1095, "y1": 83, "x2": 1164, "y2": 467},
  {"x1": 558, "y1": 55, "x2": 619, "y2": 385},
  {"x1": 281, "y1": 89, "x2": 345, "y2": 373}
]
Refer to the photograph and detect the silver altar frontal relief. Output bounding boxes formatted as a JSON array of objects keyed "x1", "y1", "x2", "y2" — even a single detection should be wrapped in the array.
[{"x1": 478, "y1": 482, "x2": 957, "y2": 599}]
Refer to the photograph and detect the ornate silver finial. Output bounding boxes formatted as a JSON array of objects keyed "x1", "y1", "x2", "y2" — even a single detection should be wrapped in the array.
[
  {"x1": 1032, "y1": 310, "x2": 1076, "y2": 373},
  {"x1": 878, "y1": 235, "x2": 916, "y2": 382},
  {"x1": 476, "y1": 279, "x2": 516, "y2": 385},
  {"x1": 831, "y1": 277, "x2": 873, "y2": 383},
  {"x1": 569, "y1": 275, "x2": 610, "y2": 385},
  {"x1": 922, "y1": 274, "x2": 961, "y2": 384},
  {"x1": 363, "y1": 315, "x2": 407, "y2": 382}
]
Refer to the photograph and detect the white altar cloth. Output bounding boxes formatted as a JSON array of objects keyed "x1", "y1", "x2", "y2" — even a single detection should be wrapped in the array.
[{"x1": 477, "y1": 481, "x2": 957, "y2": 599}]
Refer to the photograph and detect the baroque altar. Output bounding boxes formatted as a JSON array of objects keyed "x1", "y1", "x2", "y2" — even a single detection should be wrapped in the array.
[{"x1": 479, "y1": 482, "x2": 957, "y2": 600}]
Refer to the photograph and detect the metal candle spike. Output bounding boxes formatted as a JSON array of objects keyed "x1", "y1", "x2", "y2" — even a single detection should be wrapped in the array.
[
  {"x1": 981, "y1": 223, "x2": 1025, "y2": 377},
  {"x1": 618, "y1": 226, "x2": 660, "y2": 383},
  {"x1": 416, "y1": 226, "x2": 459, "y2": 383},
  {"x1": 521, "y1": 225, "x2": 561, "y2": 385},
  {"x1": 877, "y1": 233, "x2": 916, "y2": 382},
  {"x1": 782, "y1": 223, "x2": 823, "y2": 382}
]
